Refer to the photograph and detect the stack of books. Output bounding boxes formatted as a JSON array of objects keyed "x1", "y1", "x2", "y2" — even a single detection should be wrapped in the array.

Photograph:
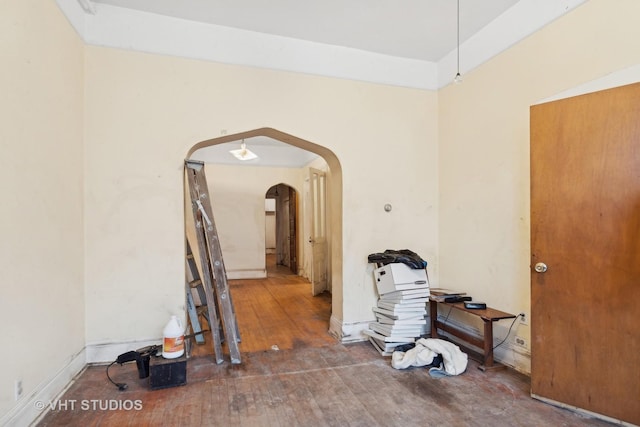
[
  {"x1": 429, "y1": 288, "x2": 468, "y2": 303},
  {"x1": 364, "y1": 285, "x2": 430, "y2": 356}
]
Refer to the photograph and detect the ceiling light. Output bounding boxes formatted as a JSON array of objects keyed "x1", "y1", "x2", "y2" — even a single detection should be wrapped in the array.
[
  {"x1": 454, "y1": 0, "x2": 463, "y2": 84},
  {"x1": 229, "y1": 140, "x2": 258, "y2": 161}
]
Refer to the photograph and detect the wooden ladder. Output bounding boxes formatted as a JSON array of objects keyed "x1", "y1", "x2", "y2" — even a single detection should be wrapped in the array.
[
  {"x1": 185, "y1": 242, "x2": 210, "y2": 346},
  {"x1": 185, "y1": 160, "x2": 241, "y2": 364}
]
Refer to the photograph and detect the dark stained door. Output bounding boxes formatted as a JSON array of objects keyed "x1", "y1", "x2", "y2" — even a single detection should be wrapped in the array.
[
  {"x1": 288, "y1": 186, "x2": 297, "y2": 274},
  {"x1": 530, "y1": 82, "x2": 640, "y2": 425}
]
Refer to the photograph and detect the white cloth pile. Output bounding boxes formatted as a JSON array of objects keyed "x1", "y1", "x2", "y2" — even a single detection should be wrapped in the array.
[{"x1": 391, "y1": 338, "x2": 468, "y2": 377}]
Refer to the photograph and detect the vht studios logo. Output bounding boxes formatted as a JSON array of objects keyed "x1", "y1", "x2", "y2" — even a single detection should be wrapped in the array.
[{"x1": 35, "y1": 399, "x2": 143, "y2": 411}]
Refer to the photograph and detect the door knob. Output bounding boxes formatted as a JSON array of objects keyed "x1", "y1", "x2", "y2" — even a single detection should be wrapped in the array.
[{"x1": 534, "y1": 262, "x2": 548, "y2": 273}]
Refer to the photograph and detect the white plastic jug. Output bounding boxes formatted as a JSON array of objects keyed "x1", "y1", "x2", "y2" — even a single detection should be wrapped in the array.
[{"x1": 162, "y1": 315, "x2": 185, "y2": 359}]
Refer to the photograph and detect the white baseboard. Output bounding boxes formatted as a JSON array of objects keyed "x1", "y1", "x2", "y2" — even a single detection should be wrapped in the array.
[
  {"x1": 1, "y1": 347, "x2": 86, "y2": 427},
  {"x1": 328, "y1": 315, "x2": 343, "y2": 340},
  {"x1": 329, "y1": 315, "x2": 370, "y2": 343},
  {"x1": 85, "y1": 338, "x2": 162, "y2": 364},
  {"x1": 227, "y1": 269, "x2": 267, "y2": 279}
]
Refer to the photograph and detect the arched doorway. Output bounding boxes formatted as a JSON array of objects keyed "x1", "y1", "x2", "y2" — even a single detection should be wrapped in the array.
[
  {"x1": 265, "y1": 183, "x2": 297, "y2": 275},
  {"x1": 186, "y1": 127, "x2": 343, "y2": 341}
]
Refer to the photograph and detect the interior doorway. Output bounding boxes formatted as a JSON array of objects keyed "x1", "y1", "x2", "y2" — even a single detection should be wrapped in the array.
[
  {"x1": 186, "y1": 127, "x2": 344, "y2": 341},
  {"x1": 266, "y1": 183, "x2": 297, "y2": 275}
]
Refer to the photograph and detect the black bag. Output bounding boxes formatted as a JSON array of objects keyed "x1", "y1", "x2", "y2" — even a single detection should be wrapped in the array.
[{"x1": 367, "y1": 249, "x2": 427, "y2": 269}]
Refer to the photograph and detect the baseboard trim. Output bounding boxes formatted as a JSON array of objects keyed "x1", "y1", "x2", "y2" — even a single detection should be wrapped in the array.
[
  {"x1": 1, "y1": 347, "x2": 86, "y2": 427},
  {"x1": 329, "y1": 315, "x2": 370, "y2": 343},
  {"x1": 531, "y1": 394, "x2": 632, "y2": 426},
  {"x1": 328, "y1": 315, "x2": 343, "y2": 340},
  {"x1": 227, "y1": 269, "x2": 267, "y2": 279},
  {"x1": 85, "y1": 338, "x2": 162, "y2": 364}
]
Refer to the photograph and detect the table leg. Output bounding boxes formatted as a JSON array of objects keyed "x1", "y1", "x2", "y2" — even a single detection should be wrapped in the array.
[
  {"x1": 482, "y1": 320, "x2": 493, "y2": 368},
  {"x1": 429, "y1": 300, "x2": 438, "y2": 338}
]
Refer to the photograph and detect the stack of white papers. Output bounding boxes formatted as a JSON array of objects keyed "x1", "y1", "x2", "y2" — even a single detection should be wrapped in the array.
[{"x1": 364, "y1": 287, "x2": 430, "y2": 356}]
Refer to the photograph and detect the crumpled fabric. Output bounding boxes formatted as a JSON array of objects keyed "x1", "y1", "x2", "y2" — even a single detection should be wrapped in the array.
[
  {"x1": 367, "y1": 249, "x2": 427, "y2": 269},
  {"x1": 391, "y1": 338, "x2": 468, "y2": 377}
]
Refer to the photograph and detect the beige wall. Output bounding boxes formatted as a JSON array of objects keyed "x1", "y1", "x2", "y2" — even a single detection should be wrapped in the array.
[
  {"x1": 83, "y1": 46, "x2": 439, "y2": 348},
  {"x1": 438, "y1": 0, "x2": 640, "y2": 371},
  {"x1": 265, "y1": 213, "x2": 276, "y2": 252},
  {"x1": 0, "y1": 0, "x2": 85, "y2": 420},
  {"x1": 202, "y1": 164, "x2": 305, "y2": 278}
]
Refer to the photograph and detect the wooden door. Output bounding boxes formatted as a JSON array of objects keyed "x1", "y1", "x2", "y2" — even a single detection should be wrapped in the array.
[
  {"x1": 530, "y1": 82, "x2": 640, "y2": 425},
  {"x1": 288, "y1": 187, "x2": 298, "y2": 274},
  {"x1": 309, "y1": 168, "x2": 328, "y2": 296},
  {"x1": 282, "y1": 195, "x2": 291, "y2": 267}
]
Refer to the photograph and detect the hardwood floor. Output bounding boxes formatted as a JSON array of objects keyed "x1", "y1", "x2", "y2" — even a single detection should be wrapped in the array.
[
  {"x1": 189, "y1": 254, "x2": 335, "y2": 359},
  {"x1": 37, "y1": 257, "x2": 614, "y2": 426}
]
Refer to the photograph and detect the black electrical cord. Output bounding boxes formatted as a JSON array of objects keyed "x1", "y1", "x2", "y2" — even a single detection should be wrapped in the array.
[
  {"x1": 443, "y1": 305, "x2": 453, "y2": 325},
  {"x1": 492, "y1": 315, "x2": 520, "y2": 351},
  {"x1": 106, "y1": 361, "x2": 128, "y2": 391}
]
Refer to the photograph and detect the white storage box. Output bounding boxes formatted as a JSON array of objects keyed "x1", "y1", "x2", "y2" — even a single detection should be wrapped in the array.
[{"x1": 374, "y1": 263, "x2": 428, "y2": 295}]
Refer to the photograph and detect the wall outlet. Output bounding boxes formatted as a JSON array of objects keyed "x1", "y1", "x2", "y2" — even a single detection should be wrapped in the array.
[
  {"x1": 514, "y1": 336, "x2": 527, "y2": 347},
  {"x1": 14, "y1": 380, "x2": 23, "y2": 401},
  {"x1": 519, "y1": 312, "x2": 528, "y2": 325}
]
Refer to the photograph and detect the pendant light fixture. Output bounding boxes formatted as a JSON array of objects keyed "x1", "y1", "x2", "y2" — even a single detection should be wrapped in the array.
[{"x1": 454, "y1": 0, "x2": 463, "y2": 84}]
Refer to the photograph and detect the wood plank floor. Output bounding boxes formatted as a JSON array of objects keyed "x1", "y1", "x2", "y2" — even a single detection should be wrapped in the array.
[
  {"x1": 37, "y1": 257, "x2": 614, "y2": 426},
  {"x1": 189, "y1": 255, "x2": 335, "y2": 359}
]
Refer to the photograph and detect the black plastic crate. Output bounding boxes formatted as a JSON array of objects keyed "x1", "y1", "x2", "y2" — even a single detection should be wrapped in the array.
[{"x1": 149, "y1": 355, "x2": 187, "y2": 390}]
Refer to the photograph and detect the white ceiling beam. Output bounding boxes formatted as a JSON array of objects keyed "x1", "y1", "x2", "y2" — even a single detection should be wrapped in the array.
[{"x1": 57, "y1": 0, "x2": 588, "y2": 90}]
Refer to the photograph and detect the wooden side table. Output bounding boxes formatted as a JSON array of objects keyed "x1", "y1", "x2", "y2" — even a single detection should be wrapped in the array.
[{"x1": 429, "y1": 299, "x2": 516, "y2": 371}]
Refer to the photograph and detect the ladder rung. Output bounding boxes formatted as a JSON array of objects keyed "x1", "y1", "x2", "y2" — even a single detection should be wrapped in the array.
[
  {"x1": 189, "y1": 279, "x2": 202, "y2": 288},
  {"x1": 186, "y1": 161, "x2": 241, "y2": 364}
]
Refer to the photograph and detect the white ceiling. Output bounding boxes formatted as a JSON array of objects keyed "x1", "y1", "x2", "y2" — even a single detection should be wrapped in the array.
[
  {"x1": 67, "y1": 0, "x2": 586, "y2": 90},
  {"x1": 190, "y1": 136, "x2": 319, "y2": 168},
  {"x1": 91, "y1": 0, "x2": 520, "y2": 63}
]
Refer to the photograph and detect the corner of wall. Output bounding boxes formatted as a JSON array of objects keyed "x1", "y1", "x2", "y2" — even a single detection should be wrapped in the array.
[
  {"x1": 1, "y1": 348, "x2": 87, "y2": 427},
  {"x1": 55, "y1": 0, "x2": 88, "y2": 40}
]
